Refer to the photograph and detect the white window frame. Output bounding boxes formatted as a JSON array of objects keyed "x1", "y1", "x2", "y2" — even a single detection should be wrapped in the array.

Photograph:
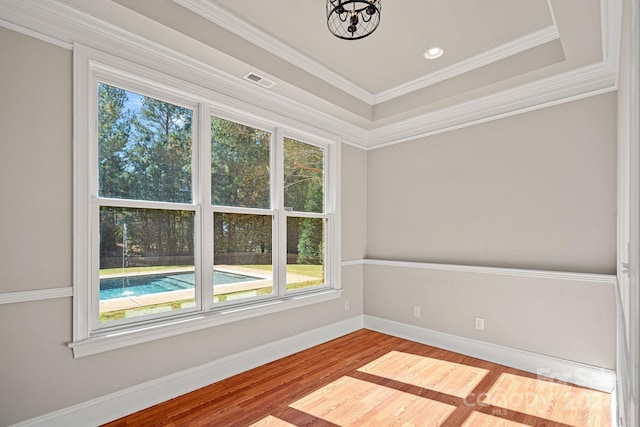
[{"x1": 70, "y1": 45, "x2": 341, "y2": 358}]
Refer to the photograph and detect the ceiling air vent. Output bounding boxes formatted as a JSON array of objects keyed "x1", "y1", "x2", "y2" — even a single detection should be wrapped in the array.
[{"x1": 243, "y1": 72, "x2": 276, "y2": 89}]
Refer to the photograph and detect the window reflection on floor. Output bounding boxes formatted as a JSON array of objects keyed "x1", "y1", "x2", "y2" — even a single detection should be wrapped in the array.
[
  {"x1": 482, "y1": 372, "x2": 611, "y2": 426},
  {"x1": 357, "y1": 350, "x2": 489, "y2": 398},
  {"x1": 249, "y1": 350, "x2": 611, "y2": 427},
  {"x1": 289, "y1": 376, "x2": 456, "y2": 426}
]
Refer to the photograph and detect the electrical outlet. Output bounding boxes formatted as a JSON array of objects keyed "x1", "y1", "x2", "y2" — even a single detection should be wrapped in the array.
[
  {"x1": 475, "y1": 317, "x2": 485, "y2": 330},
  {"x1": 344, "y1": 300, "x2": 350, "y2": 311},
  {"x1": 413, "y1": 306, "x2": 421, "y2": 318}
]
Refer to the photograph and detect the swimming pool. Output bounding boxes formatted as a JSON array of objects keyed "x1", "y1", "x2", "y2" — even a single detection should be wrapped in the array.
[{"x1": 99, "y1": 270, "x2": 261, "y2": 300}]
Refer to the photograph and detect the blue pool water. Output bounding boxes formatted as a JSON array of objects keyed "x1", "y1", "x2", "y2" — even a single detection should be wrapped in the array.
[{"x1": 100, "y1": 271, "x2": 260, "y2": 300}]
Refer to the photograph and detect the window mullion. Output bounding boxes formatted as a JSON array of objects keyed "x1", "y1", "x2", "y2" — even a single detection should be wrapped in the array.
[
  {"x1": 274, "y1": 128, "x2": 287, "y2": 297},
  {"x1": 201, "y1": 105, "x2": 214, "y2": 311}
]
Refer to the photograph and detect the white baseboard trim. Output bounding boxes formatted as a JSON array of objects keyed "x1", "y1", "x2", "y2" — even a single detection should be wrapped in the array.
[
  {"x1": 13, "y1": 314, "x2": 616, "y2": 426},
  {"x1": 363, "y1": 315, "x2": 615, "y2": 393},
  {"x1": 13, "y1": 316, "x2": 364, "y2": 427}
]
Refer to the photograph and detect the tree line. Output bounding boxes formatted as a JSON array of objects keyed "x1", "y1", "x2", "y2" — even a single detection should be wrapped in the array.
[{"x1": 98, "y1": 83, "x2": 325, "y2": 268}]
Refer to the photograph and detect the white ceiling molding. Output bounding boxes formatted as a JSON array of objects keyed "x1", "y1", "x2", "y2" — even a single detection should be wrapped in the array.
[
  {"x1": 174, "y1": 0, "x2": 560, "y2": 106},
  {"x1": 0, "y1": 16, "x2": 72, "y2": 49},
  {"x1": 365, "y1": 0, "x2": 622, "y2": 149},
  {"x1": 0, "y1": 0, "x2": 622, "y2": 151},
  {"x1": 367, "y1": 61, "x2": 617, "y2": 149},
  {"x1": 174, "y1": 0, "x2": 377, "y2": 105},
  {"x1": 373, "y1": 25, "x2": 560, "y2": 104},
  {"x1": 0, "y1": 0, "x2": 369, "y2": 147}
]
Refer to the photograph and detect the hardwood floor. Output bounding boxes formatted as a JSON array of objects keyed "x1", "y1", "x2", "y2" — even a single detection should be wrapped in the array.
[{"x1": 102, "y1": 330, "x2": 611, "y2": 426}]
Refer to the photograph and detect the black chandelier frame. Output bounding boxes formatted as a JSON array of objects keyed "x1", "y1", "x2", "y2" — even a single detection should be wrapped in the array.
[{"x1": 326, "y1": 0, "x2": 382, "y2": 40}]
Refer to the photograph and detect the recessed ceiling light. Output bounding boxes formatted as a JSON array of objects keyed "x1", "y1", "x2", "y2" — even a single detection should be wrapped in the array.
[{"x1": 424, "y1": 47, "x2": 444, "y2": 59}]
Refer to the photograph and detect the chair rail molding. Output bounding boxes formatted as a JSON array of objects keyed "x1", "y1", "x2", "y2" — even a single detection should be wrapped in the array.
[{"x1": 0, "y1": 287, "x2": 73, "y2": 305}]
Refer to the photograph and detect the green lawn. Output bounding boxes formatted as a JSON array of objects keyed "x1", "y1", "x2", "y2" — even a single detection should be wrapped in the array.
[
  {"x1": 100, "y1": 298, "x2": 195, "y2": 322},
  {"x1": 243, "y1": 264, "x2": 323, "y2": 278}
]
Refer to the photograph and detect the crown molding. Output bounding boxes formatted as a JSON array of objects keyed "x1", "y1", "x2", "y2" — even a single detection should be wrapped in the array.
[
  {"x1": 0, "y1": 0, "x2": 622, "y2": 151},
  {"x1": 366, "y1": 60, "x2": 617, "y2": 149},
  {"x1": 365, "y1": 0, "x2": 622, "y2": 149},
  {"x1": 0, "y1": 16, "x2": 71, "y2": 49},
  {"x1": 0, "y1": 0, "x2": 369, "y2": 147},
  {"x1": 173, "y1": 0, "x2": 376, "y2": 105},
  {"x1": 175, "y1": 0, "x2": 563, "y2": 106},
  {"x1": 374, "y1": 25, "x2": 560, "y2": 104}
]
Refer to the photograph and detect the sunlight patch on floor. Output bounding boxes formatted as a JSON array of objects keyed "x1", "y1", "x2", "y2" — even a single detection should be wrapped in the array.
[
  {"x1": 481, "y1": 373, "x2": 611, "y2": 427},
  {"x1": 357, "y1": 350, "x2": 489, "y2": 398},
  {"x1": 288, "y1": 375, "x2": 456, "y2": 426},
  {"x1": 248, "y1": 415, "x2": 297, "y2": 427}
]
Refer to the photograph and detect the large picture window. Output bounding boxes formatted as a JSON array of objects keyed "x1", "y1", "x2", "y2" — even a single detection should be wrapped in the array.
[{"x1": 72, "y1": 48, "x2": 340, "y2": 356}]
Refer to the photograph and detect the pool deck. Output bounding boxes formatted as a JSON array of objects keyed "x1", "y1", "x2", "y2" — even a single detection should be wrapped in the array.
[{"x1": 99, "y1": 265, "x2": 319, "y2": 313}]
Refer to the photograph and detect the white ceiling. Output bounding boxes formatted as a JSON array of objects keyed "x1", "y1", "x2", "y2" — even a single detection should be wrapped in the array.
[
  {"x1": 0, "y1": 0, "x2": 618, "y2": 146},
  {"x1": 206, "y1": 0, "x2": 556, "y2": 95},
  {"x1": 100, "y1": 0, "x2": 609, "y2": 130}
]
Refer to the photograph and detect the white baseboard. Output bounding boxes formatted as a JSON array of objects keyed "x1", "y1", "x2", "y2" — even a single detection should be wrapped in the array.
[
  {"x1": 14, "y1": 314, "x2": 616, "y2": 426},
  {"x1": 13, "y1": 316, "x2": 364, "y2": 427},
  {"x1": 363, "y1": 315, "x2": 615, "y2": 393}
]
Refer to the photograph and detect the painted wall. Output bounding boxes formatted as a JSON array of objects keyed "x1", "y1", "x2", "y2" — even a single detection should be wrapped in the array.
[
  {"x1": 0, "y1": 27, "x2": 366, "y2": 425},
  {"x1": 365, "y1": 93, "x2": 618, "y2": 369},
  {"x1": 367, "y1": 93, "x2": 617, "y2": 274},
  {"x1": 363, "y1": 263, "x2": 616, "y2": 368}
]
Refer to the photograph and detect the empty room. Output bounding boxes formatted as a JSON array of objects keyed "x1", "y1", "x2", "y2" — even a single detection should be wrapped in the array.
[{"x1": 0, "y1": 0, "x2": 638, "y2": 426}]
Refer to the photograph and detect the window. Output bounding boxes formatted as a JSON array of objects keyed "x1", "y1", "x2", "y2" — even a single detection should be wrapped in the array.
[
  {"x1": 96, "y1": 84, "x2": 197, "y2": 327},
  {"x1": 71, "y1": 48, "x2": 340, "y2": 356}
]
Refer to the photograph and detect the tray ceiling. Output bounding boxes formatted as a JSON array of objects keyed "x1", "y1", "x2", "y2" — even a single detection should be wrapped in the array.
[{"x1": 0, "y1": 0, "x2": 618, "y2": 146}]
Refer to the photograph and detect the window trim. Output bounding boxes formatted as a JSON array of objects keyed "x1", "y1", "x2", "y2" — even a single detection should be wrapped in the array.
[{"x1": 71, "y1": 45, "x2": 341, "y2": 358}]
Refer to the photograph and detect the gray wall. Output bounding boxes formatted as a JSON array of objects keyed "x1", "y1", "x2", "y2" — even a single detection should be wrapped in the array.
[
  {"x1": 0, "y1": 27, "x2": 72, "y2": 294},
  {"x1": 364, "y1": 264, "x2": 616, "y2": 368},
  {"x1": 0, "y1": 27, "x2": 366, "y2": 425},
  {"x1": 365, "y1": 93, "x2": 618, "y2": 369},
  {"x1": 368, "y1": 93, "x2": 617, "y2": 274}
]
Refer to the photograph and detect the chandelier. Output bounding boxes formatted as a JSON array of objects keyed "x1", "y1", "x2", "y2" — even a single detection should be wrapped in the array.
[{"x1": 326, "y1": 0, "x2": 382, "y2": 40}]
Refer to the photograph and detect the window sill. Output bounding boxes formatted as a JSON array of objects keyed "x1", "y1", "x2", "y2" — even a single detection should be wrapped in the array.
[{"x1": 68, "y1": 289, "x2": 342, "y2": 358}]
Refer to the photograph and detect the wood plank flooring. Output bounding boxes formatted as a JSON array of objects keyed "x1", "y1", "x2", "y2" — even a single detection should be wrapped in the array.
[{"x1": 102, "y1": 329, "x2": 611, "y2": 426}]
